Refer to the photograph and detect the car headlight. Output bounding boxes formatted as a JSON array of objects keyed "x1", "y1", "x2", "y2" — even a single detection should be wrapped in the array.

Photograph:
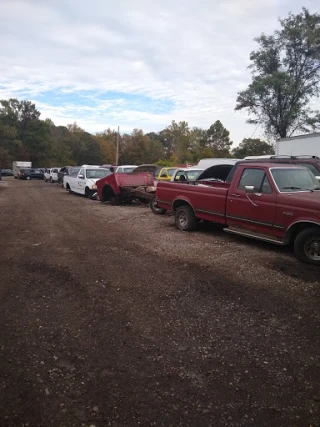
[{"x1": 91, "y1": 184, "x2": 97, "y2": 189}]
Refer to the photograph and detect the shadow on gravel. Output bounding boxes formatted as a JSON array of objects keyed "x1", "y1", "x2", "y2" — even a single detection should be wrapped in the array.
[{"x1": 269, "y1": 259, "x2": 320, "y2": 283}]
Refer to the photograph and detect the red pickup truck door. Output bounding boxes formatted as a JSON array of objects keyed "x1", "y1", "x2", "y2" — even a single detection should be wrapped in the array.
[{"x1": 226, "y1": 167, "x2": 281, "y2": 237}]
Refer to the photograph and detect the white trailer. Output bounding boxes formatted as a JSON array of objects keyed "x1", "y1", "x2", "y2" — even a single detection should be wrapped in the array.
[
  {"x1": 12, "y1": 161, "x2": 32, "y2": 178},
  {"x1": 276, "y1": 133, "x2": 320, "y2": 157}
]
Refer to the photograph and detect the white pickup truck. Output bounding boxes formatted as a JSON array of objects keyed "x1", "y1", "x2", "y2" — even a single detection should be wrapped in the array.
[{"x1": 64, "y1": 166, "x2": 111, "y2": 198}]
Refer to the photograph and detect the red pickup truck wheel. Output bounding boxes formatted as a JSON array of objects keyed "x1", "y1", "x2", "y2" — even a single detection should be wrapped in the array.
[
  {"x1": 150, "y1": 196, "x2": 166, "y2": 215},
  {"x1": 175, "y1": 205, "x2": 197, "y2": 231},
  {"x1": 294, "y1": 228, "x2": 320, "y2": 265}
]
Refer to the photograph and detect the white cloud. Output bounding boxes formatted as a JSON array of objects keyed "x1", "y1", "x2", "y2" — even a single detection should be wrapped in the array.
[{"x1": 0, "y1": 0, "x2": 319, "y2": 144}]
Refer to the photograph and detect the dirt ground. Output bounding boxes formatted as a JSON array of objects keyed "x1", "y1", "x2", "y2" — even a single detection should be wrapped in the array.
[{"x1": 0, "y1": 177, "x2": 319, "y2": 427}]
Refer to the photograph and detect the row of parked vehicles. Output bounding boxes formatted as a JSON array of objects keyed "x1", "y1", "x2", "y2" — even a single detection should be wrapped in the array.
[{"x1": 39, "y1": 155, "x2": 320, "y2": 266}]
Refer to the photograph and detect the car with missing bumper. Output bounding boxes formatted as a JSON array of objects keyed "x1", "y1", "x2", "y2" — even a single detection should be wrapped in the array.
[
  {"x1": 156, "y1": 162, "x2": 320, "y2": 265},
  {"x1": 64, "y1": 166, "x2": 111, "y2": 198}
]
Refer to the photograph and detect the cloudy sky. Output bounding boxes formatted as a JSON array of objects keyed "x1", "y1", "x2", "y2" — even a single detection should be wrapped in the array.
[{"x1": 0, "y1": 0, "x2": 318, "y2": 144}]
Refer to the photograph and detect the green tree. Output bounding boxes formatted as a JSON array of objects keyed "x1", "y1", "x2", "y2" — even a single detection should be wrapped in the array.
[
  {"x1": 232, "y1": 138, "x2": 275, "y2": 158},
  {"x1": 95, "y1": 129, "x2": 117, "y2": 164},
  {"x1": 235, "y1": 8, "x2": 320, "y2": 138},
  {"x1": 161, "y1": 120, "x2": 191, "y2": 162},
  {"x1": 0, "y1": 124, "x2": 23, "y2": 167},
  {"x1": 23, "y1": 120, "x2": 55, "y2": 166},
  {"x1": 0, "y1": 98, "x2": 41, "y2": 141},
  {"x1": 145, "y1": 132, "x2": 165, "y2": 162},
  {"x1": 206, "y1": 120, "x2": 233, "y2": 156},
  {"x1": 188, "y1": 127, "x2": 211, "y2": 162},
  {"x1": 119, "y1": 129, "x2": 150, "y2": 165}
]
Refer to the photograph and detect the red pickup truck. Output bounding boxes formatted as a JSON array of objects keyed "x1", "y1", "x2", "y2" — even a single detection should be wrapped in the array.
[{"x1": 156, "y1": 162, "x2": 320, "y2": 265}]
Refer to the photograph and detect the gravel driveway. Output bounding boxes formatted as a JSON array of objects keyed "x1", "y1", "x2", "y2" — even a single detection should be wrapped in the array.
[{"x1": 0, "y1": 178, "x2": 319, "y2": 427}]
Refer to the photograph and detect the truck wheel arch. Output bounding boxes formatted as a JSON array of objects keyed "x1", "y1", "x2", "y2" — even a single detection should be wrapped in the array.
[
  {"x1": 284, "y1": 221, "x2": 320, "y2": 244},
  {"x1": 172, "y1": 199, "x2": 196, "y2": 215}
]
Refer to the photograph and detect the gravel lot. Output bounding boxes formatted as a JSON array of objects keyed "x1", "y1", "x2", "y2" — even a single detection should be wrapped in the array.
[{"x1": 0, "y1": 177, "x2": 319, "y2": 427}]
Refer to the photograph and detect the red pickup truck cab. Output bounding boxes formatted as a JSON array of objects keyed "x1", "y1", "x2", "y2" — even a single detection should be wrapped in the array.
[{"x1": 156, "y1": 163, "x2": 320, "y2": 265}]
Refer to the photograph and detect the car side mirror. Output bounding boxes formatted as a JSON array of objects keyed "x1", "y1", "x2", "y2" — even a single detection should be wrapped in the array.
[
  {"x1": 245, "y1": 185, "x2": 255, "y2": 193},
  {"x1": 78, "y1": 174, "x2": 84, "y2": 179}
]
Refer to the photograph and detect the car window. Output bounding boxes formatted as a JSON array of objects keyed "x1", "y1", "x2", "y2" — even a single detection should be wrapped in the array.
[
  {"x1": 271, "y1": 168, "x2": 320, "y2": 192},
  {"x1": 238, "y1": 168, "x2": 269, "y2": 193},
  {"x1": 160, "y1": 169, "x2": 167, "y2": 178},
  {"x1": 185, "y1": 170, "x2": 203, "y2": 181},
  {"x1": 260, "y1": 175, "x2": 273, "y2": 194},
  {"x1": 154, "y1": 167, "x2": 161, "y2": 178},
  {"x1": 79, "y1": 168, "x2": 84, "y2": 176},
  {"x1": 297, "y1": 163, "x2": 320, "y2": 177},
  {"x1": 167, "y1": 168, "x2": 176, "y2": 177},
  {"x1": 69, "y1": 167, "x2": 80, "y2": 176},
  {"x1": 174, "y1": 171, "x2": 185, "y2": 181}
]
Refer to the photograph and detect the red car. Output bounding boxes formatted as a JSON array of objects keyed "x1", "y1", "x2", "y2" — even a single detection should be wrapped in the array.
[{"x1": 156, "y1": 162, "x2": 320, "y2": 265}]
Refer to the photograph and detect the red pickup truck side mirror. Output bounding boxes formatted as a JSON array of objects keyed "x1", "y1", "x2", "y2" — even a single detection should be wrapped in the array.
[{"x1": 245, "y1": 185, "x2": 255, "y2": 194}]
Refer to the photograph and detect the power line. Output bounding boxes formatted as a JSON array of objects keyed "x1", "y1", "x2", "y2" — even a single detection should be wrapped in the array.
[{"x1": 250, "y1": 123, "x2": 260, "y2": 138}]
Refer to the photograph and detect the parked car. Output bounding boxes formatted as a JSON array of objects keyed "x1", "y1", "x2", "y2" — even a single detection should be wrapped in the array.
[
  {"x1": 17, "y1": 168, "x2": 44, "y2": 180},
  {"x1": 64, "y1": 167, "x2": 112, "y2": 198},
  {"x1": 154, "y1": 167, "x2": 177, "y2": 181},
  {"x1": 196, "y1": 158, "x2": 239, "y2": 169},
  {"x1": 132, "y1": 164, "x2": 158, "y2": 174},
  {"x1": 58, "y1": 166, "x2": 81, "y2": 187},
  {"x1": 13, "y1": 161, "x2": 32, "y2": 178},
  {"x1": 49, "y1": 168, "x2": 60, "y2": 183},
  {"x1": 115, "y1": 165, "x2": 138, "y2": 173},
  {"x1": 100, "y1": 164, "x2": 115, "y2": 172},
  {"x1": 156, "y1": 162, "x2": 320, "y2": 265},
  {"x1": 171, "y1": 168, "x2": 204, "y2": 183},
  {"x1": 44, "y1": 168, "x2": 51, "y2": 182},
  {"x1": 0, "y1": 169, "x2": 13, "y2": 176}
]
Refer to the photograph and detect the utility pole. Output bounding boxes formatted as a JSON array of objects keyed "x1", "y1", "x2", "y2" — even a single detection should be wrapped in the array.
[{"x1": 116, "y1": 126, "x2": 120, "y2": 166}]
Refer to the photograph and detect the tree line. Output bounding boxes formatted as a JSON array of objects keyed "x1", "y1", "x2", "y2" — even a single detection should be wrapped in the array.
[
  {"x1": 0, "y1": 99, "x2": 274, "y2": 168},
  {"x1": 0, "y1": 8, "x2": 319, "y2": 168}
]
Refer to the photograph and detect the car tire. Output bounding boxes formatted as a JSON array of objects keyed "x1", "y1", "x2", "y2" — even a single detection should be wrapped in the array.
[
  {"x1": 294, "y1": 227, "x2": 320, "y2": 265},
  {"x1": 26, "y1": 176, "x2": 31, "y2": 180},
  {"x1": 150, "y1": 196, "x2": 166, "y2": 215},
  {"x1": 85, "y1": 187, "x2": 91, "y2": 198},
  {"x1": 175, "y1": 205, "x2": 197, "y2": 231},
  {"x1": 110, "y1": 196, "x2": 120, "y2": 206}
]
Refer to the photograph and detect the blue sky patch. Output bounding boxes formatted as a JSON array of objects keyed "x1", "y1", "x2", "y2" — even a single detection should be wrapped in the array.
[{"x1": 35, "y1": 90, "x2": 174, "y2": 115}]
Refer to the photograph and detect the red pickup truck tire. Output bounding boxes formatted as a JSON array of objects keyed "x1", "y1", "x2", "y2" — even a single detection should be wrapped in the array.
[
  {"x1": 175, "y1": 205, "x2": 198, "y2": 231},
  {"x1": 294, "y1": 228, "x2": 320, "y2": 265},
  {"x1": 150, "y1": 196, "x2": 166, "y2": 215}
]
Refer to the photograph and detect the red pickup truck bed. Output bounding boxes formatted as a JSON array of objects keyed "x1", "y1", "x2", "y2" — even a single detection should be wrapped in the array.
[
  {"x1": 96, "y1": 172, "x2": 155, "y2": 204},
  {"x1": 156, "y1": 162, "x2": 320, "y2": 265}
]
